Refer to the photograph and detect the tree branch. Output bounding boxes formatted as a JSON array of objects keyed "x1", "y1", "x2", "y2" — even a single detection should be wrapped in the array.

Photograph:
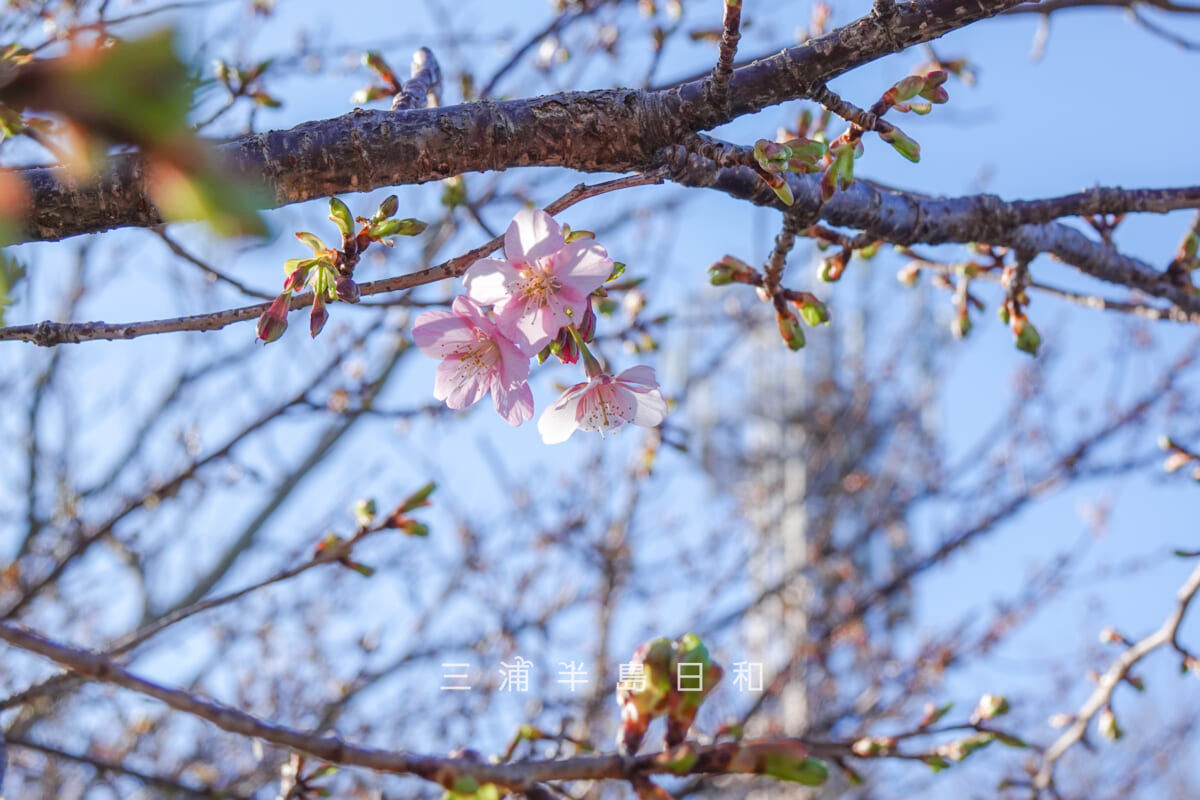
[
  {"x1": 0, "y1": 172, "x2": 663, "y2": 346},
  {"x1": 10, "y1": 0, "x2": 1026, "y2": 243},
  {"x1": 1034, "y1": 559, "x2": 1200, "y2": 791}
]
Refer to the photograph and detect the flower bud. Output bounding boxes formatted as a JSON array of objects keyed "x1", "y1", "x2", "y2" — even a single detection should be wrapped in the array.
[
  {"x1": 777, "y1": 310, "x2": 806, "y2": 350},
  {"x1": 879, "y1": 125, "x2": 921, "y2": 163},
  {"x1": 576, "y1": 299, "x2": 597, "y2": 341},
  {"x1": 256, "y1": 293, "x2": 291, "y2": 343},
  {"x1": 920, "y1": 70, "x2": 950, "y2": 103},
  {"x1": 665, "y1": 633, "x2": 723, "y2": 747},
  {"x1": 353, "y1": 498, "x2": 376, "y2": 527},
  {"x1": 1012, "y1": 315, "x2": 1042, "y2": 356},
  {"x1": 886, "y1": 75, "x2": 925, "y2": 103},
  {"x1": 852, "y1": 737, "x2": 884, "y2": 757},
  {"x1": 370, "y1": 217, "x2": 426, "y2": 239},
  {"x1": 818, "y1": 251, "x2": 847, "y2": 282},
  {"x1": 372, "y1": 194, "x2": 399, "y2": 223},
  {"x1": 951, "y1": 312, "x2": 972, "y2": 339},
  {"x1": 617, "y1": 638, "x2": 674, "y2": 756},
  {"x1": 797, "y1": 299, "x2": 830, "y2": 327},
  {"x1": 335, "y1": 275, "x2": 361, "y2": 303},
  {"x1": 972, "y1": 693, "x2": 1009, "y2": 723},
  {"x1": 709, "y1": 255, "x2": 754, "y2": 286},
  {"x1": 283, "y1": 260, "x2": 313, "y2": 292},
  {"x1": 328, "y1": 197, "x2": 354, "y2": 237},
  {"x1": 753, "y1": 139, "x2": 787, "y2": 171},
  {"x1": 897, "y1": 262, "x2": 921, "y2": 287},
  {"x1": 1098, "y1": 707, "x2": 1122, "y2": 741},
  {"x1": 1164, "y1": 450, "x2": 1192, "y2": 473},
  {"x1": 310, "y1": 294, "x2": 329, "y2": 338},
  {"x1": 551, "y1": 327, "x2": 580, "y2": 364},
  {"x1": 363, "y1": 51, "x2": 396, "y2": 83}
]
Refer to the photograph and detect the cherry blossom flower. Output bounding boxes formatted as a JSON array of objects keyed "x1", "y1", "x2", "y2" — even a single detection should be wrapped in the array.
[
  {"x1": 463, "y1": 208, "x2": 612, "y2": 353},
  {"x1": 537, "y1": 365, "x2": 667, "y2": 444},
  {"x1": 412, "y1": 296, "x2": 533, "y2": 425}
]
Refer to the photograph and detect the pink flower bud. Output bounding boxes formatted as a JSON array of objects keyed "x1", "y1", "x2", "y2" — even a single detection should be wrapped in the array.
[
  {"x1": 256, "y1": 293, "x2": 291, "y2": 343},
  {"x1": 575, "y1": 298, "x2": 597, "y2": 341},
  {"x1": 310, "y1": 295, "x2": 329, "y2": 338},
  {"x1": 335, "y1": 275, "x2": 361, "y2": 303}
]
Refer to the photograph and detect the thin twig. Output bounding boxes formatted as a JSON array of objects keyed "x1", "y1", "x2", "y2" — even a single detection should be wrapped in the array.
[
  {"x1": 707, "y1": 0, "x2": 742, "y2": 109},
  {"x1": 1034, "y1": 560, "x2": 1200, "y2": 791},
  {"x1": 0, "y1": 171, "x2": 666, "y2": 346}
]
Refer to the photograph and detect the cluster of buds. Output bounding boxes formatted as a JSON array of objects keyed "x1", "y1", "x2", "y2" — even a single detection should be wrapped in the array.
[
  {"x1": 311, "y1": 483, "x2": 435, "y2": 579},
  {"x1": 751, "y1": 137, "x2": 828, "y2": 205},
  {"x1": 880, "y1": 70, "x2": 949, "y2": 115},
  {"x1": 819, "y1": 137, "x2": 861, "y2": 202},
  {"x1": 917, "y1": 56, "x2": 975, "y2": 87},
  {"x1": 870, "y1": 70, "x2": 949, "y2": 165},
  {"x1": 617, "y1": 633, "x2": 723, "y2": 755},
  {"x1": 256, "y1": 195, "x2": 426, "y2": 343}
]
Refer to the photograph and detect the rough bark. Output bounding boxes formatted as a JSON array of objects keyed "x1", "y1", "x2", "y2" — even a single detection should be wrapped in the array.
[{"x1": 12, "y1": 0, "x2": 1026, "y2": 243}]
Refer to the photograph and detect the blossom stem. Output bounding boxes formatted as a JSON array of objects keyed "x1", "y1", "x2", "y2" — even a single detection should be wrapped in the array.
[{"x1": 568, "y1": 325, "x2": 605, "y2": 379}]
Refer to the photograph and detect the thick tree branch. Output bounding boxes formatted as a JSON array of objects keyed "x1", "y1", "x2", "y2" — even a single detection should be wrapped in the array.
[
  {"x1": 674, "y1": 160, "x2": 1200, "y2": 313},
  {"x1": 10, "y1": 0, "x2": 1025, "y2": 243}
]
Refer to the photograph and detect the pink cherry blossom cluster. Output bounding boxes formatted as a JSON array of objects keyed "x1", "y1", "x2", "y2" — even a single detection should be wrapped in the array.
[{"x1": 412, "y1": 209, "x2": 668, "y2": 444}]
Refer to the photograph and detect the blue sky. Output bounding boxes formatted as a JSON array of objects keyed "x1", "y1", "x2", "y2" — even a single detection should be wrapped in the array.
[{"x1": 4, "y1": 0, "x2": 1200, "y2": 797}]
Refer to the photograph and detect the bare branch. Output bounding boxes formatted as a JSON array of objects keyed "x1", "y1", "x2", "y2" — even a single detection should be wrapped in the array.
[{"x1": 1035, "y1": 560, "x2": 1200, "y2": 791}]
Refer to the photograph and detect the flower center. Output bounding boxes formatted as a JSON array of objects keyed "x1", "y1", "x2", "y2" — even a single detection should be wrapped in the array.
[
  {"x1": 453, "y1": 331, "x2": 500, "y2": 382},
  {"x1": 511, "y1": 266, "x2": 563, "y2": 308}
]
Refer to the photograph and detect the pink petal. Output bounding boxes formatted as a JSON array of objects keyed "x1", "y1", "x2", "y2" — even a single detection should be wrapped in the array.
[
  {"x1": 450, "y1": 296, "x2": 497, "y2": 332},
  {"x1": 538, "y1": 383, "x2": 588, "y2": 444},
  {"x1": 463, "y1": 259, "x2": 519, "y2": 306},
  {"x1": 508, "y1": 306, "x2": 559, "y2": 354},
  {"x1": 412, "y1": 311, "x2": 474, "y2": 359},
  {"x1": 491, "y1": 301, "x2": 545, "y2": 354},
  {"x1": 629, "y1": 388, "x2": 668, "y2": 428},
  {"x1": 614, "y1": 365, "x2": 660, "y2": 391},
  {"x1": 505, "y1": 208, "x2": 564, "y2": 264},
  {"x1": 552, "y1": 241, "x2": 613, "y2": 294},
  {"x1": 495, "y1": 334, "x2": 532, "y2": 387},
  {"x1": 493, "y1": 380, "x2": 534, "y2": 426},
  {"x1": 434, "y1": 359, "x2": 488, "y2": 410}
]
